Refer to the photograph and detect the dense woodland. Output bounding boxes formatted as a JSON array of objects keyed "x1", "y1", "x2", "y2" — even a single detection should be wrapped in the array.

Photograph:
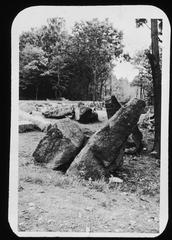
[
  {"x1": 19, "y1": 17, "x2": 161, "y2": 104},
  {"x1": 19, "y1": 18, "x2": 122, "y2": 100}
]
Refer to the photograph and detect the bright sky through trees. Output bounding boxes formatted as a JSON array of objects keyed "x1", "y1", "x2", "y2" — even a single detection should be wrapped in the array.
[{"x1": 14, "y1": 6, "x2": 152, "y2": 82}]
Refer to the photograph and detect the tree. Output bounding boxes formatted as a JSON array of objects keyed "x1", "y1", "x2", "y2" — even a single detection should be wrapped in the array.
[
  {"x1": 149, "y1": 19, "x2": 161, "y2": 157},
  {"x1": 19, "y1": 28, "x2": 42, "y2": 51},
  {"x1": 19, "y1": 18, "x2": 124, "y2": 101},
  {"x1": 132, "y1": 50, "x2": 153, "y2": 103},
  {"x1": 110, "y1": 75, "x2": 135, "y2": 103},
  {"x1": 37, "y1": 18, "x2": 70, "y2": 99},
  {"x1": 20, "y1": 44, "x2": 48, "y2": 99},
  {"x1": 136, "y1": 18, "x2": 162, "y2": 158},
  {"x1": 19, "y1": 17, "x2": 70, "y2": 99},
  {"x1": 70, "y1": 18, "x2": 124, "y2": 101}
]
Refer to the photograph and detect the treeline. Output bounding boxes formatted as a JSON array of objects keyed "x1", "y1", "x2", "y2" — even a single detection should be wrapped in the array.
[{"x1": 19, "y1": 17, "x2": 124, "y2": 101}]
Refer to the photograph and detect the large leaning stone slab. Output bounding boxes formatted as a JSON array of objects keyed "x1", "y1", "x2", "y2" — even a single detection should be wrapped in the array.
[
  {"x1": 32, "y1": 118, "x2": 85, "y2": 171},
  {"x1": 67, "y1": 98, "x2": 145, "y2": 180},
  {"x1": 105, "y1": 95, "x2": 144, "y2": 154}
]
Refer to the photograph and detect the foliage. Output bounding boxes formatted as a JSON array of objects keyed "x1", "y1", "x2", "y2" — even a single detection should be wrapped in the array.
[
  {"x1": 69, "y1": 18, "x2": 124, "y2": 100},
  {"x1": 135, "y1": 18, "x2": 148, "y2": 28},
  {"x1": 111, "y1": 75, "x2": 136, "y2": 103},
  {"x1": 19, "y1": 18, "x2": 70, "y2": 99},
  {"x1": 131, "y1": 50, "x2": 153, "y2": 104},
  {"x1": 135, "y1": 18, "x2": 162, "y2": 157},
  {"x1": 136, "y1": 18, "x2": 162, "y2": 41},
  {"x1": 19, "y1": 44, "x2": 48, "y2": 99},
  {"x1": 19, "y1": 17, "x2": 124, "y2": 100}
]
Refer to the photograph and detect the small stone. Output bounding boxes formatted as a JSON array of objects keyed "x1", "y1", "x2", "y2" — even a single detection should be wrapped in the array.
[
  {"x1": 28, "y1": 202, "x2": 35, "y2": 207},
  {"x1": 109, "y1": 176, "x2": 123, "y2": 183},
  {"x1": 38, "y1": 190, "x2": 45, "y2": 193},
  {"x1": 18, "y1": 185, "x2": 24, "y2": 191}
]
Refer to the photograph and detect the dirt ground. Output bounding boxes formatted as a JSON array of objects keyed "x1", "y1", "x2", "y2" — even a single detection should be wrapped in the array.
[{"x1": 18, "y1": 116, "x2": 160, "y2": 234}]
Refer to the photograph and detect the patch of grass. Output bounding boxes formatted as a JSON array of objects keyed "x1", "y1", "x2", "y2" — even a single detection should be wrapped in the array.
[
  {"x1": 80, "y1": 176, "x2": 112, "y2": 191},
  {"x1": 87, "y1": 178, "x2": 109, "y2": 192},
  {"x1": 22, "y1": 175, "x2": 44, "y2": 185},
  {"x1": 112, "y1": 155, "x2": 160, "y2": 197},
  {"x1": 19, "y1": 128, "x2": 160, "y2": 198},
  {"x1": 54, "y1": 174, "x2": 76, "y2": 188}
]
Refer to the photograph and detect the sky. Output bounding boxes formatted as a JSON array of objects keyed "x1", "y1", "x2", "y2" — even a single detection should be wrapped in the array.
[{"x1": 13, "y1": 6, "x2": 154, "y2": 82}]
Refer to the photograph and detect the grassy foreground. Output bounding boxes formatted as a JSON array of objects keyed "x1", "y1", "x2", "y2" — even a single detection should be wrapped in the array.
[{"x1": 18, "y1": 118, "x2": 160, "y2": 233}]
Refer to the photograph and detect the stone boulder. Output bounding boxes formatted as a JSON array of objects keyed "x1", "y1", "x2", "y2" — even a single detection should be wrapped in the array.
[
  {"x1": 32, "y1": 118, "x2": 85, "y2": 172},
  {"x1": 105, "y1": 95, "x2": 121, "y2": 119},
  {"x1": 19, "y1": 110, "x2": 52, "y2": 132},
  {"x1": 67, "y1": 98, "x2": 145, "y2": 180},
  {"x1": 74, "y1": 104, "x2": 98, "y2": 123},
  {"x1": 19, "y1": 121, "x2": 36, "y2": 133},
  {"x1": 81, "y1": 128, "x2": 95, "y2": 145},
  {"x1": 105, "y1": 95, "x2": 144, "y2": 154},
  {"x1": 43, "y1": 105, "x2": 75, "y2": 119}
]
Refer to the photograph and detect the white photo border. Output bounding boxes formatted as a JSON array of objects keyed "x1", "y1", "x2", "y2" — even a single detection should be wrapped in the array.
[{"x1": 9, "y1": 5, "x2": 170, "y2": 237}]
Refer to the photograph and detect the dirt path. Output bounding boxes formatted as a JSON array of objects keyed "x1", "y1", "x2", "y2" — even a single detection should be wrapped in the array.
[
  {"x1": 18, "y1": 180, "x2": 159, "y2": 233},
  {"x1": 18, "y1": 128, "x2": 160, "y2": 233}
]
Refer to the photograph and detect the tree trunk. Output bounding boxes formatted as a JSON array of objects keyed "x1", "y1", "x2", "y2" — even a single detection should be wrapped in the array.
[
  {"x1": 140, "y1": 82, "x2": 143, "y2": 99},
  {"x1": 57, "y1": 63, "x2": 60, "y2": 86},
  {"x1": 99, "y1": 81, "x2": 104, "y2": 101},
  {"x1": 93, "y1": 70, "x2": 97, "y2": 101},
  {"x1": 149, "y1": 19, "x2": 161, "y2": 158},
  {"x1": 56, "y1": 63, "x2": 61, "y2": 99},
  {"x1": 54, "y1": 89, "x2": 57, "y2": 100},
  {"x1": 110, "y1": 75, "x2": 112, "y2": 96},
  {"x1": 35, "y1": 87, "x2": 38, "y2": 100}
]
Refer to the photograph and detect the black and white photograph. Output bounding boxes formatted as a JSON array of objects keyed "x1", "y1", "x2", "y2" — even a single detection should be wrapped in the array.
[{"x1": 9, "y1": 5, "x2": 170, "y2": 237}]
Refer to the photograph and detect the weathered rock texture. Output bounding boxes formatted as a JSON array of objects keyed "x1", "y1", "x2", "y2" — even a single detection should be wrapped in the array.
[
  {"x1": 74, "y1": 104, "x2": 98, "y2": 123},
  {"x1": 32, "y1": 118, "x2": 85, "y2": 171},
  {"x1": 43, "y1": 105, "x2": 75, "y2": 119},
  {"x1": 79, "y1": 107, "x2": 98, "y2": 123},
  {"x1": 105, "y1": 95, "x2": 121, "y2": 119},
  {"x1": 19, "y1": 110, "x2": 52, "y2": 132},
  {"x1": 105, "y1": 95, "x2": 144, "y2": 154},
  {"x1": 67, "y1": 98, "x2": 145, "y2": 180},
  {"x1": 19, "y1": 121, "x2": 36, "y2": 133}
]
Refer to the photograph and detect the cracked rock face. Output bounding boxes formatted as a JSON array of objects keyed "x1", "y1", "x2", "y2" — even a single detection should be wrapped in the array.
[
  {"x1": 33, "y1": 118, "x2": 85, "y2": 172},
  {"x1": 67, "y1": 98, "x2": 146, "y2": 180}
]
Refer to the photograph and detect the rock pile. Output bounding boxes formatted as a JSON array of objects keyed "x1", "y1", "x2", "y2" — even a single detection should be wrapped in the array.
[
  {"x1": 31, "y1": 98, "x2": 145, "y2": 179},
  {"x1": 67, "y1": 98, "x2": 145, "y2": 179}
]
